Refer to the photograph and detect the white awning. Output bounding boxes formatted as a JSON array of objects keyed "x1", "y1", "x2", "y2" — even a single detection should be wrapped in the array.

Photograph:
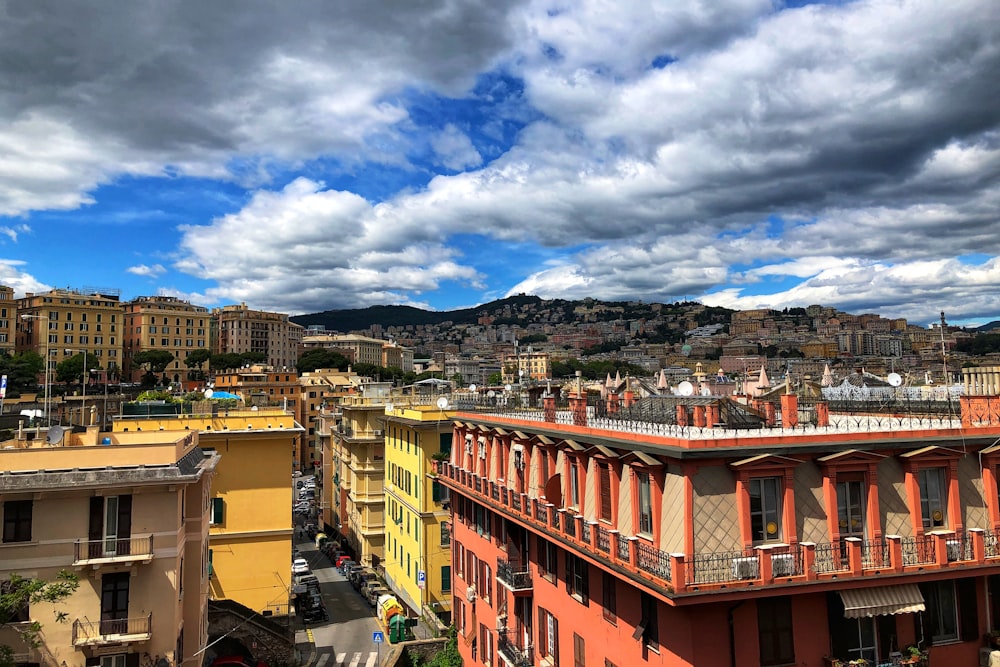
[{"x1": 839, "y1": 584, "x2": 925, "y2": 619}]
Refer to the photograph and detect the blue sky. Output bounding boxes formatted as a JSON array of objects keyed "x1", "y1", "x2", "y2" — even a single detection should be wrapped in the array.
[{"x1": 0, "y1": 0, "x2": 998, "y2": 327}]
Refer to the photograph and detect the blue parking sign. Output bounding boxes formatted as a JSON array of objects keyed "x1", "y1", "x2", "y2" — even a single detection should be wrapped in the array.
[{"x1": 373, "y1": 631, "x2": 385, "y2": 644}]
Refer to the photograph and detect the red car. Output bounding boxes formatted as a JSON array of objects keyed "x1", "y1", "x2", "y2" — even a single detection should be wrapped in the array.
[{"x1": 336, "y1": 555, "x2": 352, "y2": 568}]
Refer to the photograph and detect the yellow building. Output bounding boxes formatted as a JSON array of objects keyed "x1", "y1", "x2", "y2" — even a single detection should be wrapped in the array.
[
  {"x1": 333, "y1": 384, "x2": 391, "y2": 567},
  {"x1": 382, "y1": 402, "x2": 454, "y2": 623},
  {"x1": 122, "y1": 295, "x2": 211, "y2": 385},
  {"x1": 501, "y1": 348, "x2": 551, "y2": 384},
  {"x1": 0, "y1": 425, "x2": 218, "y2": 667},
  {"x1": 16, "y1": 287, "x2": 125, "y2": 381},
  {"x1": 112, "y1": 407, "x2": 302, "y2": 614},
  {"x1": 299, "y1": 368, "x2": 362, "y2": 474}
]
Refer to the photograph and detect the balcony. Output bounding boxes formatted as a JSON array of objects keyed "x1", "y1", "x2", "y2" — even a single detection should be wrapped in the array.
[
  {"x1": 72, "y1": 613, "x2": 152, "y2": 646},
  {"x1": 497, "y1": 634, "x2": 533, "y2": 667},
  {"x1": 496, "y1": 558, "x2": 532, "y2": 593},
  {"x1": 73, "y1": 535, "x2": 154, "y2": 567},
  {"x1": 436, "y1": 460, "x2": 1000, "y2": 599}
]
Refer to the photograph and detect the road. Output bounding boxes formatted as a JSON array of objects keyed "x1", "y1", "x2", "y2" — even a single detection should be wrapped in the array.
[{"x1": 294, "y1": 536, "x2": 386, "y2": 667}]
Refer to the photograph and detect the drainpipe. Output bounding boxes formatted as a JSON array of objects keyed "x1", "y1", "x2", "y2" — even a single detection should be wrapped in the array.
[{"x1": 728, "y1": 600, "x2": 745, "y2": 667}]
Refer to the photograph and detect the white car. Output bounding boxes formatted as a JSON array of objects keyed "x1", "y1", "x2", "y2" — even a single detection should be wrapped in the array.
[{"x1": 292, "y1": 558, "x2": 311, "y2": 575}]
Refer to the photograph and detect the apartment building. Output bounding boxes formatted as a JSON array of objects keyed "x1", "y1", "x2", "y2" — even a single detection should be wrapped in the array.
[
  {"x1": 333, "y1": 384, "x2": 390, "y2": 567},
  {"x1": 438, "y1": 368, "x2": 1000, "y2": 667},
  {"x1": 0, "y1": 425, "x2": 218, "y2": 667},
  {"x1": 501, "y1": 350, "x2": 551, "y2": 384},
  {"x1": 122, "y1": 295, "x2": 211, "y2": 385},
  {"x1": 211, "y1": 303, "x2": 302, "y2": 371},
  {"x1": 0, "y1": 284, "x2": 15, "y2": 356},
  {"x1": 16, "y1": 288, "x2": 124, "y2": 379},
  {"x1": 383, "y1": 402, "x2": 455, "y2": 624},
  {"x1": 298, "y1": 368, "x2": 362, "y2": 472},
  {"x1": 112, "y1": 408, "x2": 301, "y2": 615}
]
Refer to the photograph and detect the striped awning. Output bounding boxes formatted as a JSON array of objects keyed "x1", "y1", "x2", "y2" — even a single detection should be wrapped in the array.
[{"x1": 839, "y1": 584, "x2": 925, "y2": 619}]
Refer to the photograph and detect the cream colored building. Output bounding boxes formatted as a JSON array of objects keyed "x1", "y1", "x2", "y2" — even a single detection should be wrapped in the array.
[
  {"x1": 122, "y1": 295, "x2": 211, "y2": 385},
  {"x1": 0, "y1": 284, "x2": 15, "y2": 357},
  {"x1": 0, "y1": 425, "x2": 218, "y2": 667},
  {"x1": 500, "y1": 349, "x2": 551, "y2": 384},
  {"x1": 16, "y1": 288, "x2": 125, "y2": 379},
  {"x1": 299, "y1": 368, "x2": 362, "y2": 473},
  {"x1": 211, "y1": 303, "x2": 302, "y2": 372}
]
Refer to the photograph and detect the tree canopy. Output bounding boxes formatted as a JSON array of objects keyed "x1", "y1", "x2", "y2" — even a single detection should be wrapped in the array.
[
  {"x1": 297, "y1": 348, "x2": 350, "y2": 373},
  {"x1": 55, "y1": 352, "x2": 103, "y2": 384},
  {"x1": 0, "y1": 570, "x2": 79, "y2": 667},
  {"x1": 133, "y1": 350, "x2": 175, "y2": 373},
  {"x1": 0, "y1": 352, "x2": 44, "y2": 397}
]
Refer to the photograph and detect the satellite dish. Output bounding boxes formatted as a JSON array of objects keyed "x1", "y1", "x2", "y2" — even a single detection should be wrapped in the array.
[
  {"x1": 385, "y1": 402, "x2": 394, "y2": 414},
  {"x1": 678, "y1": 381, "x2": 694, "y2": 396},
  {"x1": 469, "y1": 384, "x2": 477, "y2": 393},
  {"x1": 681, "y1": 344, "x2": 693, "y2": 357},
  {"x1": 487, "y1": 390, "x2": 496, "y2": 398},
  {"x1": 700, "y1": 387, "x2": 711, "y2": 396},
  {"x1": 46, "y1": 425, "x2": 66, "y2": 445},
  {"x1": 436, "y1": 397, "x2": 449, "y2": 410},
  {"x1": 504, "y1": 384, "x2": 512, "y2": 392},
  {"x1": 887, "y1": 372, "x2": 902, "y2": 387},
  {"x1": 204, "y1": 388, "x2": 214, "y2": 398}
]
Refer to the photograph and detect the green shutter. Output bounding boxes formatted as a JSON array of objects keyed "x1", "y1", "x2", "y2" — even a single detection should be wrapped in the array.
[{"x1": 211, "y1": 497, "x2": 224, "y2": 524}]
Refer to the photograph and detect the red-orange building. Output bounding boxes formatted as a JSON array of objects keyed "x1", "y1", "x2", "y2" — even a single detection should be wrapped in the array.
[{"x1": 437, "y1": 367, "x2": 1000, "y2": 667}]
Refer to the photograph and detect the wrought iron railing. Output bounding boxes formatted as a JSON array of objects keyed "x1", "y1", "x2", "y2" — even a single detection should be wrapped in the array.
[
  {"x1": 535, "y1": 503, "x2": 548, "y2": 523},
  {"x1": 616, "y1": 533, "x2": 630, "y2": 561},
  {"x1": 582, "y1": 521, "x2": 592, "y2": 544},
  {"x1": 497, "y1": 558, "x2": 532, "y2": 591},
  {"x1": 564, "y1": 514, "x2": 576, "y2": 538},
  {"x1": 813, "y1": 541, "x2": 849, "y2": 574},
  {"x1": 986, "y1": 530, "x2": 999, "y2": 558},
  {"x1": 862, "y1": 539, "x2": 890, "y2": 569},
  {"x1": 596, "y1": 526, "x2": 610, "y2": 553},
  {"x1": 636, "y1": 541, "x2": 671, "y2": 580},
  {"x1": 498, "y1": 634, "x2": 533, "y2": 667},
  {"x1": 74, "y1": 535, "x2": 153, "y2": 562},
  {"x1": 686, "y1": 549, "x2": 759, "y2": 585},
  {"x1": 72, "y1": 613, "x2": 152, "y2": 644},
  {"x1": 901, "y1": 535, "x2": 936, "y2": 566}
]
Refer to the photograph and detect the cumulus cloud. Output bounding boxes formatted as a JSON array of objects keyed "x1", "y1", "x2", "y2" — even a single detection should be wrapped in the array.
[
  {"x1": 431, "y1": 125, "x2": 483, "y2": 171},
  {"x1": 127, "y1": 264, "x2": 167, "y2": 278}
]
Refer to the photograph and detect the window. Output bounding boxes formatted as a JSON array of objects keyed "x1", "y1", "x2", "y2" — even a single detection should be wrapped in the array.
[
  {"x1": 540, "y1": 540, "x2": 558, "y2": 582},
  {"x1": 566, "y1": 553, "x2": 589, "y2": 604},
  {"x1": 836, "y1": 479, "x2": 865, "y2": 537},
  {"x1": 757, "y1": 597, "x2": 794, "y2": 665},
  {"x1": 441, "y1": 522, "x2": 451, "y2": 547},
  {"x1": 919, "y1": 578, "x2": 983, "y2": 645},
  {"x1": 598, "y1": 463, "x2": 613, "y2": 523},
  {"x1": 441, "y1": 566, "x2": 451, "y2": 593},
  {"x1": 538, "y1": 607, "x2": 559, "y2": 665},
  {"x1": 636, "y1": 471, "x2": 653, "y2": 537},
  {"x1": 210, "y1": 498, "x2": 224, "y2": 525},
  {"x1": 749, "y1": 477, "x2": 782, "y2": 543},
  {"x1": 573, "y1": 633, "x2": 585, "y2": 667},
  {"x1": 632, "y1": 592, "x2": 658, "y2": 651},
  {"x1": 2, "y1": 500, "x2": 32, "y2": 543},
  {"x1": 569, "y1": 459, "x2": 580, "y2": 508},
  {"x1": 919, "y1": 467, "x2": 947, "y2": 529},
  {"x1": 602, "y1": 571, "x2": 616, "y2": 623}
]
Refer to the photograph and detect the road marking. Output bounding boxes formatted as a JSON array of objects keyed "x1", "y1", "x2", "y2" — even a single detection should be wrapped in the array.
[
  {"x1": 315, "y1": 655, "x2": 330, "y2": 667},
  {"x1": 364, "y1": 653, "x2": 377, "y2": 667},
  {"x1": 335, "y1": 654, "x2": 346, "y2": 666},
  {"x1": 348, "y1": 653, "x2": 362, "y2": 667}
]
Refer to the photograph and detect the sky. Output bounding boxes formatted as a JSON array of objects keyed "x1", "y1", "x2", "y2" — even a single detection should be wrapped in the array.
[{"x1": 1, "y1": 0, "x2": 999, "y2": 328}]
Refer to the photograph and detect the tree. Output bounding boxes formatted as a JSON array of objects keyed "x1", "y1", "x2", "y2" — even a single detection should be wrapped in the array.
[
  {"x1": 241, "y1": 351, "x2": 267, "y2": 365},
  {"x1": 0, "y1": 352, "x2": 44, "y2": 396},
  {"x1": 0, "y1": 570, "x2": 79, "y2": 667},
  {"x1": 487, "y1": 372, "x2": 503, "y2": 385},
  {"x1": 184, "y1": 349, "x2": 212, "y2": 380},
  {"x1": 55, "y1": 352, "x2": 102, "y2": 385},
  {"x1": 297, "y1": 349, "x2": 350, "y2": 373},
  {"x1": 133, "y1": 350, "x2": 175, "y2": 374},
  {"x1": 210, "y1": 353, "x2": 244, "y2": 372}
]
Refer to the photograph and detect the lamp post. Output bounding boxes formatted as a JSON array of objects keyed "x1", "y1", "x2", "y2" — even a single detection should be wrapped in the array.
[
  {"x1": 20, "y1": 314, "x2": 50, "y2": 425},
  {"x1": 65, "y1": 348, "x2": 88, "y2": 426}
]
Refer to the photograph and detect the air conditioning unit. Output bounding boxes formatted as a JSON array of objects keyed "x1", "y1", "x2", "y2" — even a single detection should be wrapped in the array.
[
  {"x1": 374, "y1": 430, "x2": 383, "y2": 437},
  {"x1": 771, "y1": 553, "x2": 795, "y2": 577},
  {"x1": 496, "y1": 614, "x2": 507, "y2": 632},
  {"x1": 478, "y1": 443, "x2": 487, "y2": 460},
  {"x1": 946, "y1": 539, "x2": 962, "y2": 562},
  {"x1": 466, "y1": 585, "x2": 477, "y2": 602},
  {"x1": 732, "y1": 556, "x2": 759, "y2": 580}
]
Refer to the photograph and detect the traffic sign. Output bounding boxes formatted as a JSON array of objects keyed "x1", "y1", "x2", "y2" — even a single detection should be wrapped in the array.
[
  {"x1": 373, "y1": 631, "x2": 385, "y2": 644},
  {"x1": 417, "y1": 570, "x2": 426, "y2": 589}
]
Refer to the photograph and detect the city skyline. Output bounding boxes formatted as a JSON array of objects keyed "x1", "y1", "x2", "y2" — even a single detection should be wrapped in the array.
[{"x1": 0, "y1": 1, "x2": 997, "y2": 327}]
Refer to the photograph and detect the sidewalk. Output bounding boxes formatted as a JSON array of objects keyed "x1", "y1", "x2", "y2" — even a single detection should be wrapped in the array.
[{"x1": 295, "y1": 626, "x2": 316, "y2": 667}]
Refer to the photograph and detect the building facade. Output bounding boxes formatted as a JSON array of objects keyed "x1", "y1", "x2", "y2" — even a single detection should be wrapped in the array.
[
  {"x1": 16, "y1": 288, "x2": 124, "y2": 380},
  {"x1": 438, "y1": 370, "x2": 1000, "y2": 667},
  {"x1": 112, "y1": 408, "x2": 301, "y2": 615},
  {"x1": 211, "y1": 303, "x2": 302, "y2": 371},
  {"x1": 122, "y1": 295, "x2": 210, "y2": 385},
  {"x1": 0, "y1": 425, "x2": 218, "y2": 667},
  {"x1": 0, "y1": 284, "x2": 15, "y2": 357},
  {"x1": 382, "y1": 402, "x2": 455, "y2": 623}
]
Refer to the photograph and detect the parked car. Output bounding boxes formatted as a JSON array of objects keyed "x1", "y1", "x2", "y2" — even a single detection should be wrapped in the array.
[
  {"x1": 366, "y1": 584, "x2": 387, "y2": 607},
  {"x1": 297, "y1": 591, "x2": 328, "y2": 624},
  {"x1": 336, "y1": 555, "x2": 353, "y2": 569},
  {"x1": 346, "y1": 564, "x2": 364, "y2": 584},
  {"x1": 355, "y1": 569, "x2": 379, "y2": 593},
  {"x1": 292, "y1": 558, "x2": 310, "y2": 575}
]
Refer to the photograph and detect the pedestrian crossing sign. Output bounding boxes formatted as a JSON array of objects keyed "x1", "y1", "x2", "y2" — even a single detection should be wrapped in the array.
[{"x1": 373, "y1": 631, "x2": 385, "y2": 643}]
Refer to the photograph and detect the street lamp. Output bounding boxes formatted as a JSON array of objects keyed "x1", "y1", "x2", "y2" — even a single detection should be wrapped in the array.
[
  {"x1": 65, "y1": 348, "x2": 88, "y2": 426},
  {"x1": 20, "y1": 314, "x2": 51, "y2": 425}
]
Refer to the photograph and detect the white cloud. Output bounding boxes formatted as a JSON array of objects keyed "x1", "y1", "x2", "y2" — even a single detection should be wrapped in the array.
[
  {"x1": 126, "y1": 264, "x2": 167, "y2": 278},
  {"x1": 431, "y1": 125, "x2": 483, "y2": 171}
]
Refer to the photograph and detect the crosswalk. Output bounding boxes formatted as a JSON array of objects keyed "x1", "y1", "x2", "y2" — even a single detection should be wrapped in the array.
[{"x1": 314, "y1": 652, "x2": 379, "y2": 667}]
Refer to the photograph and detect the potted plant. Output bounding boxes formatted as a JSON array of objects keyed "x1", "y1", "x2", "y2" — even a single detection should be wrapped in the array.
[
  {"x1": 848, "y1": 659, "x2": 869, "y2": 666},
  {"x1": 988, "y1": 630, "x2": 1000, "y2": 648},
  {"x1": 901, "y1": 645, "x2": 928, "y2": 665}
]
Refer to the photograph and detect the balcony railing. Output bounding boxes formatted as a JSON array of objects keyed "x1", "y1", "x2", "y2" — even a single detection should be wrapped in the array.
[
  {"x1": 73, "y1": 535, "x2": 154, "y2": 564},
  {"x1": 72, "y1": 613, "x2": 152, "y2": 646},
  {"x1": 497, "y1": 558, "x2": 533, "y2": 592},
  {"x1": 436, "y1": 460, "x2": 1000, "y2": 596},
  {"x1": 498, "y1": 634, "x2": 533, "y2": 667}
]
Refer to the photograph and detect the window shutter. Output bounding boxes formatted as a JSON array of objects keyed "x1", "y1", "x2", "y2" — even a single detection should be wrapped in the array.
[
  {"x1": 565, "y1": 551, "x2": 572, "y2": 594},
  {"x1": 211, "y1": 497, "x2": 224, "y2": 524},
  {"x1": 538, "y1": 607, "x2": 546, "y2": 656},
  {"x1": 599, "y1": 464, "x2": 612, "y2": 521},
  {"x1": 89, "y1": 496, "x2": 103, "y2": 542},
  {"x1": 553, "y1": 615, "x2": 560, "y2": 665},
  {"x1": 126, "y1": 652, "x2": 140, "y2": 667},
  {"x1": 958, "y1": 577, "x2": 979, "y2": 642},
  {"x1": 117, "y1": 494, "x2": 132, "y2": 539},
  {"x1": 433, "y1": 481, "x2": 441, "y2": 502},
  {"x1": 581, "y1": 562, "x2": 589, "y2": 605}
]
